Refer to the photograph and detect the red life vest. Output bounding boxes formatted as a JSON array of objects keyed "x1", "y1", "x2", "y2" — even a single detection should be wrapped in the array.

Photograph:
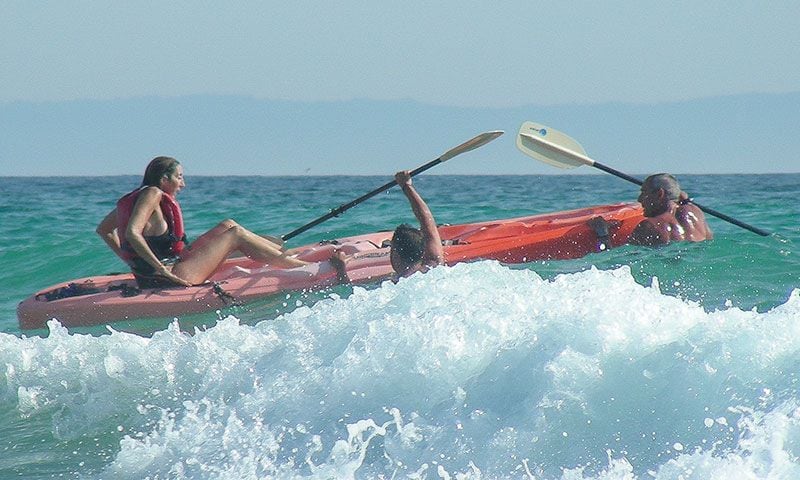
[{"x1": 117, "y1": 187, "x2": 186, "y2": 261}]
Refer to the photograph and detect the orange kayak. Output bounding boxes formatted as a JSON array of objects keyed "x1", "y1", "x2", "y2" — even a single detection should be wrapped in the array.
[{"x1": 17, "y1": 203, "x2": 644, "y2": 330}]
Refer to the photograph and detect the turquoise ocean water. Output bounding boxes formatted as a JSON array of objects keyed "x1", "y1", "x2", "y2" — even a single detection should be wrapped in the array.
[{"x1": 0, "y1": 174, "x2": 798, "y2": 479}]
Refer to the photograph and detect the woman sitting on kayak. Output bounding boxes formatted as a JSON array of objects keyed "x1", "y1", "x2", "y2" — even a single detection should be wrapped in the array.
[
  {"x1": 389, "y1": 170, "x2": 444, "y2": 278},
  {"x1": 97, "y1": 156, "x2": 309, "y2": 288}
]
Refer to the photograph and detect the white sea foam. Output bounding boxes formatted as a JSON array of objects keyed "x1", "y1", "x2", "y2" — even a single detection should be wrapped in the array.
[{"x1": 1, "y1": 261, "x2": 799, "y2": 478}]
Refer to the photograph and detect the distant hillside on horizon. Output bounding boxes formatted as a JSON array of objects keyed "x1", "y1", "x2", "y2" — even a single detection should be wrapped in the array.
[{"x1": 2, "y1": 93, "x2": 798, "y2": 176}]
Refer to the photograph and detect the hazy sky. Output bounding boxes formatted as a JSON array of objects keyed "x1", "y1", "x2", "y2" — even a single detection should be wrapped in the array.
[
  {"x1": 3, "y1": 1, "x2": 799, "y2": 107},
  {"x1": 2, "y1": 1, "x2": 799, "y2": 177}
]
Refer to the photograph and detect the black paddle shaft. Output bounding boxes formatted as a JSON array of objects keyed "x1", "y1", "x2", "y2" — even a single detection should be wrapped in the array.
[
  {"x1": 593, "y1": 162, "x2": 644, "y2": 186},
  {"x1": 280, "y1": 158, "x2": 443, "y2": 241},
  {"x1": 593, "y1": 162, "x2": 770, "y2": 237}
]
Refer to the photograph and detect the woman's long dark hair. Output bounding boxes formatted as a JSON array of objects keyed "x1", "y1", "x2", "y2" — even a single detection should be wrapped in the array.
[{"x1": 142, "y1": 156, "x2": 180, "y2": 187}]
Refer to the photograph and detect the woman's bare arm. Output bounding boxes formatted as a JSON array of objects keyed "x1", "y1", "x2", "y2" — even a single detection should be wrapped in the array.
[{"x1": 96, "y1": 207, "x2": 126, "y2": 261}]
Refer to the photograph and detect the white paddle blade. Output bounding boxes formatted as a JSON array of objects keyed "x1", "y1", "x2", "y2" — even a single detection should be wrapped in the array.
[
  {"x1": 440, "y1": 130, "x2": 504, "y2": 162},
  {"x1": 516, "y1": 121, "x2": 593, "y2": 169}
]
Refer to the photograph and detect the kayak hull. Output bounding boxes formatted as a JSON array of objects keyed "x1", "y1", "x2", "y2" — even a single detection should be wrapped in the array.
[{"x1": 18, "y1": 203, "x2": 643, "y2": 330}]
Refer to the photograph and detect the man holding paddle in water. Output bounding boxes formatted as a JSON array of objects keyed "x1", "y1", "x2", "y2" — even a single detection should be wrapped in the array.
[
  {"x1": 389, "y1": 170, "x2": 445, "y2": 277},
  {"x1": 332, "y1": 170, "x2": 445, "y2": 283},
  {"x1": 628, "y1": 173, "x2": 713, "y2": 246},
  {"x1": 517, "y1": 121, "x2": 768, "y2": 243}
]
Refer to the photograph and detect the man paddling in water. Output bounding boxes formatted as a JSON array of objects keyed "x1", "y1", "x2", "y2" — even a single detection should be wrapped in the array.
[
  {"x1": 333, "y1": 170, "x2": 444, "y2": 283},
  {"x1": 389, "y1": 170, "x2": 445, "y2": 278},
  {"x1": 628, "y1": 173, "x2": 713, "y2": 246}
]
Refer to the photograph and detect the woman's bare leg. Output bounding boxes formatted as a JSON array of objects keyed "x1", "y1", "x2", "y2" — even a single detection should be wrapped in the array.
[{"x1": 173, "y1": 220, "x2": 307, "y2": 284}]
